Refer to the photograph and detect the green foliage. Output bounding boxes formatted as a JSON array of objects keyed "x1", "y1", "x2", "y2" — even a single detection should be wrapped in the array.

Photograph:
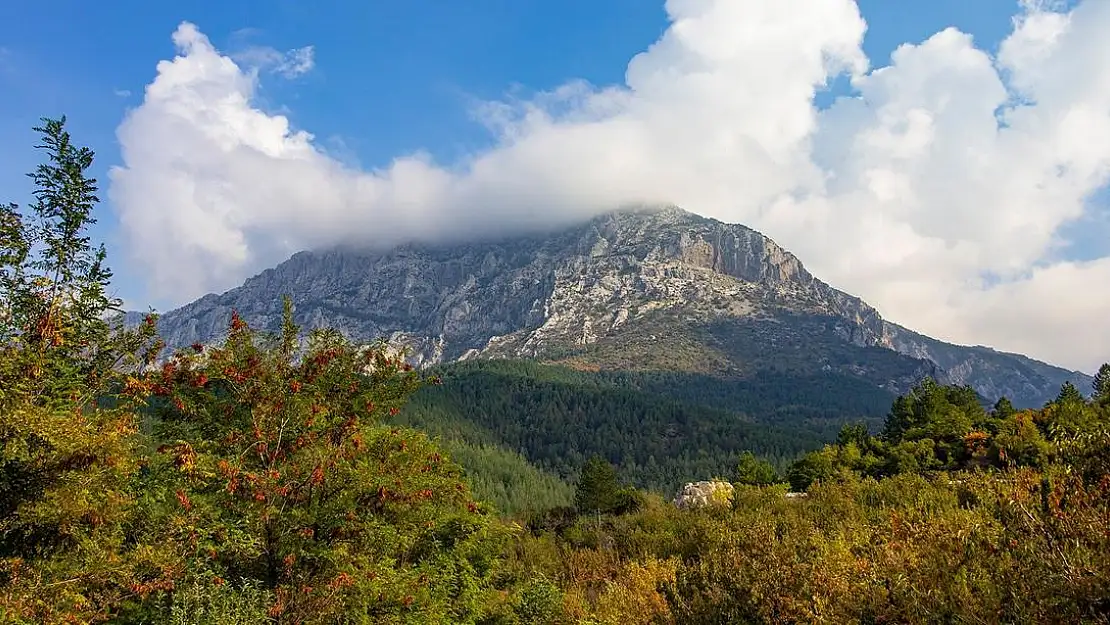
[
  {"x1": 1, "y1": 119, "x2": 520, "y2": 624},
  {"x1": 882, "y1": 378, "x2": 988, "y2": 444},
  {"x1": 162, "y1": 573, "x2": 274, "y2": 625},
  {"x1": 506, "y1": 465, "x2": 1110, "y2": 624},
  {"x1": 397, "y1": 359, "x2": 878, "y2": 494},
  {"x1": 787, "y1": 446, "x2": 839, "y2": 491},
  {"x1": 1041, "y1": 382, "x2": 1101, "y2": 437},
  {"x1": 437, "y1": 441, "x2": 573, "y2": 517},
  {"x1": 990, "y1": 410, "x2": 1051, "y2": 468},
  {"x1": 992, "y1": 396, "x2": 1017, "y2": 420},
  {"x1": 735, "y1": 451, "x2": 777, "y2": 486},
  {"x1": 1055, "y1": 424, "x2": 1110, "y2": 484},
  {"x1": 1093, "y1": 363, "x2": 1110, "y2": 406},
  {"x1": 782, "y1": 373, "x2": 1110, "y2": 493},
  {"x1": 574, "y1": 456, "x2": 622, "y2": 515},
  {"x1": 1057, "y1": 380, "x2": 1085, "y2": 404},
  {"x1": 0, "y1": 117, "x2": 116, "y2": 355},
  {"x1": 511, "y1": 575, "x2": 565, "y2": 625},
  {"x1": 0, "y1": 118, "x2": 170, "y2": 624}
]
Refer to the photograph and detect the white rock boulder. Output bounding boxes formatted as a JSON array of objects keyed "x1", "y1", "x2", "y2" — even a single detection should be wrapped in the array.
[{"x1": 673, "y1": 480, "x2": 734, "y2": 509}]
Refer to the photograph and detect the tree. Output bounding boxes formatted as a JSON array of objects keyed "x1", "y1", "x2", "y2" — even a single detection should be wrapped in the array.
[
  {"x1": 1093, "y1": 364, "x2": 1110, "y2": 406},
  {"x1": 0, "y1": 118, "x2": 165, "y2": 624},
  {"x1": 1039, "y1": 381, "x2": 1099, "y2": 438},
  {"x1": 140, "y1": 302, "x2": 511, "y2": 622},
  {"x1": 0, "y1": 117, "x2": 117, "y2": 356},
  {"x1": 989, "y1": 411, "x2": 1050, "y2": 468},
  {"x1": 574, "y1": 455, "x2": 621, "y2": 515},
  {"x1": 836, "y1": 422, "x2": 871, "y2": 449},
  {"x1": 735, "y1": 451, "x2": 777, "y2": 486},
  {"x1": 786, "y1": 447, "x2": 837, "y2": 492},
  {"x1": 881, "y1": 378, "x2": 985, "y2": 467},
  {"x1": 1056, "y1": 381, "x2": 1085, "y2": 405},
  {"x1": 1, "y1": 118, "x2": 516, "y2": 623},
  {"x1": 992, "y1": 397, "x2": 1016, "y2": 421}
]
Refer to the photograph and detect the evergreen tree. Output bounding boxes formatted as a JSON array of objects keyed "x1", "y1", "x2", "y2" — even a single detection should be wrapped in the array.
[
  {"x1": 836, "y1": 422, "x2": 871, "y2": 449},
  {"x1": 992, "y1": 397, "x2": 1016, "y2": 420},
  {"x1": 880, "y1": 378, "x2": 983, "y2": 466},
  {"x1": 1056, "y1": 381, "x2": 1085, "y2": 405},
  {"x1": 1093, "y1": 364, "x2": 1110, "y2": 405},
  {"x1": 574, "y1": 455, "x2": 620, "y2": 515}
]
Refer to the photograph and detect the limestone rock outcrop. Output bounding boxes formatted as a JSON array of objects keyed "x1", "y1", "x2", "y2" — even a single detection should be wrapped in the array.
[{"x1": 673, "y1": 481, "x2": 735, "y2": 509}]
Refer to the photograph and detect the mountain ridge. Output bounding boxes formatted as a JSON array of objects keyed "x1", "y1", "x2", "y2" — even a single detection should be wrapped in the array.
[{"x1": 139, "y1": 204, "x2": 1091, "y2": 408}]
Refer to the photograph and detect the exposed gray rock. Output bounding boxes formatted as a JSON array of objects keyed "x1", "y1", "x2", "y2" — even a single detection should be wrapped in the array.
[{"x1": 140, "y1": 204, "x2": 1092, "y2": 408}]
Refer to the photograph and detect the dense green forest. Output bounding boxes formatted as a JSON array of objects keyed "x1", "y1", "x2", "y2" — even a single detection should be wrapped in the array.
[
  {"x1": 3, "y1": 118, "x2": 1110, "y2": 624},
  {"x1": 392, "y1": 360, "x2": 893, "y2": 497}
]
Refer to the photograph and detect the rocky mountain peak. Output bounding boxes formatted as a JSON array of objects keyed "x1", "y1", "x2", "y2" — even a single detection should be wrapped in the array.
[
  {"x1": 579, "y1": 204, "x2": 813, "y2": 286},
  {"x1": 143, "y1": 205, "x2": 1091, "y2": 408}
]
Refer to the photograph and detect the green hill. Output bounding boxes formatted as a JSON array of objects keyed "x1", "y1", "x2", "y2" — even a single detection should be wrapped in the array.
[{"x1": 391, "y1": 359, "x2": 896, "y2": 500}]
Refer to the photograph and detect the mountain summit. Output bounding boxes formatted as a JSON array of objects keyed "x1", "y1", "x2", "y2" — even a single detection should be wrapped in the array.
[{"x1": 148, "y1": 205, "x2": 1090, "y2": 408}]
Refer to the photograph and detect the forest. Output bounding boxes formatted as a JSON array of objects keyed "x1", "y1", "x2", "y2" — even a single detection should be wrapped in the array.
[
  {"x1": 2, "y1": 118, "x2": 1110, "y2": 624},
  {"x1": 394, "y1": 360, "x2": 832, "y2": 492}
]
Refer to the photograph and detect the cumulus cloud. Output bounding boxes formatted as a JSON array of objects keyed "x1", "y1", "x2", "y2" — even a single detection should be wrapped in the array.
[{"x1": 109, "y1": 1, "x2": 1110, "y2": 373}]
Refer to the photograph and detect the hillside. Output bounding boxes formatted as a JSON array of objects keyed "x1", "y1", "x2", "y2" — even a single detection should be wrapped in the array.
[
  {"x1": 389, "y1": 359, "x2": 896, "y2": 494},
  {"x1": 144, "y1": 205, "x2": 1090, "y2": 408}
]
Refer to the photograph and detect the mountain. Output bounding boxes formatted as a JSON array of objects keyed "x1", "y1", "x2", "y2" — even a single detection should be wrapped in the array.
[{"x1": 144, "y1": 204, "x2": 1091, "y2": 408}]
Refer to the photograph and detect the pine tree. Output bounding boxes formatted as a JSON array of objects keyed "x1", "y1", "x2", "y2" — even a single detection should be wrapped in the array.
[
  {"x1": 574, "y1": 455, "x2": 620, "y2": 515},
  {"x1": 992, "y1": 397, "x2": 1016, "y2": 420},
  {"x1": 1056, "y1": 381, "x2": 1085, "y2": 405},
  {"x1": 1093, "y1": 363, "x2": 1110, "y2": 405}
]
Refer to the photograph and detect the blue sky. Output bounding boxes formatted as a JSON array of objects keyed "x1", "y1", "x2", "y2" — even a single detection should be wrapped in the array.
[{"x1": 1, "y1": 0, "x2": 1108, "y2": 371}]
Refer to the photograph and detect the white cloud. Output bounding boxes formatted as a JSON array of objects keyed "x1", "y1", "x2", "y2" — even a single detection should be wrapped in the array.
[
  {"x1": 232, "y1": 42, "x2": 315, "y2": 78},
  {"x1": 109, "y1": 1, "x2": 1110, "y2": 373}
]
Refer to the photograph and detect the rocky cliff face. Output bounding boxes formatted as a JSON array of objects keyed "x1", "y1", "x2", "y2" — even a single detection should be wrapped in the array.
[{"x1": 145, "y1": 205, "x2": 1091, "y2": 408}]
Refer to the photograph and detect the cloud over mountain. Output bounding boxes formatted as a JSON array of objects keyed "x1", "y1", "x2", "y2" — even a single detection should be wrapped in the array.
[{"x1": 108, "y1": 0, "x2": 1110, "y2": 373}]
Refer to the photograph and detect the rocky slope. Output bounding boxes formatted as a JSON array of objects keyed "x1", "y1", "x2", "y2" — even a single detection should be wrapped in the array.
[{"x1": 144, "y1": 205, "x2": 1092, "y2": 408}]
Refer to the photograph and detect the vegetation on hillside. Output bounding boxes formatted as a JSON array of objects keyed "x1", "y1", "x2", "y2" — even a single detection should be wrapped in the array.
[
  {"x1": 503, "y1": 368, "x2": 1110, "y2": 623},
  {"x1": 547, "y1": 307, "x2": 936, "y2": 393},
  {"x1": 3, "y1": 118, "x2": 1110, "y2": 624},
  {"x1": 393, "y1": 359, "x2": 894, "y2": 496}
]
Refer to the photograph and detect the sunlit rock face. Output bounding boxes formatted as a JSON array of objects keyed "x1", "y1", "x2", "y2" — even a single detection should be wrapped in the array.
[
  {"x1": 673, "y1": 480, "x2": 735, "y2": 509},
  {"x1": 145, "y1": 205, "x2": 1092, "y2": 408}
]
